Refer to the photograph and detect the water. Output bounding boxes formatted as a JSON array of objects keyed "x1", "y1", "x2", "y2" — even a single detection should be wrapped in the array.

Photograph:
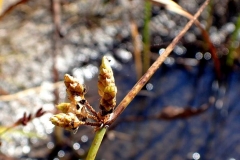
[{"x1": 97, "y1": 58, "x2": 240, "y2": 160}]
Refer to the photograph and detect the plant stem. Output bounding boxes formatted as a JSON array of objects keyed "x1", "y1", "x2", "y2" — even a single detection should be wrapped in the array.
[
  {"x1": 107, "y1": 0, "x2": 210, "y2": 125},
  {"x1": 0, "y1": 124, "x2": 17, "y2": 136},
  {"x1": 142, "y1": 0, "x2": 152, "y2": 74},
  {"x1": 86, "y1": 127, "x2": 107, "y2": 160},
  {"x1": 86, "y1": 0, "x2": 210, "y2": 159},
  {"x1": 206, "y1": 0, "x2": 213, "y2": 32},
  {"x1": 130, "y1": 21, "x2": 142, "y2": 80},
  {"x1": 227, "y1": 14, "x2": 240, "y2": 67}
]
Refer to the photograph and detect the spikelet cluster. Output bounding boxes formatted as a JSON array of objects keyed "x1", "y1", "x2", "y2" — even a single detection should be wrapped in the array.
[
  {"x1": 50, "y1": 74, "x2": 92, "y2": 131},
  {"x1": 50, "y1": 56, "x2": 118, "y2": 131},
  {"x1": 64, "y1": 74, "x2": 86, "y2": 103},
  {"x1": 98, "y1": 56, "x2": 117, "y2": 114},
  {"x1": 63, "y1": 74, "x2": 90, "y2": 120},
  {"x1": 50, "y1": 112, "x2": 84, "y2": 130}
]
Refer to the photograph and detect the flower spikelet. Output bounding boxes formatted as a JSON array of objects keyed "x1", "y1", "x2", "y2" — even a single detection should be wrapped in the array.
[
  {"x1": 64, "y1": 74, "x2": 86, "y2": 103},
  {"x1": 56, "y1": 102, "x2": 90, "y2": 121},
  {"x1": 50, "y1": 113, "x2": 84, "y2": 130},
  {"x1": 98, "y1": 56, "x2": 117, "y2": 114}
]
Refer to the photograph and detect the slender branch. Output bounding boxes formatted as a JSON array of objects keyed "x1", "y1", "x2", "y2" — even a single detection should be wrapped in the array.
[
  {"x1": 85, "y1": 121, "x2": 102, "y2": 127},
  {"x1": 0, "y1": 108, "x2": 46, "y2": 136},
  {"x1": 0, "y1": 124, "x2": 17, "y2": 136},
  {"x1": 106, "y1": 0, "x2": 210, "y2": 126},
  {"x1": 128, "y1": 0, "x2": 143, "y2": 80},
  {"x1": 51, "y1": 0, "x2": 62, "y2": 105},
  {"x1": 51, "y1": 0, "x2": 63, "y2": 147},
  {"x1": 86, "y1": 114, "x2": 99, "y2": 122},
  {"x1": 130, "y1": 21, "x2": 142, "y2": 80},
  {"x1": 85, "y1": 101, "x2": 101, "y2": 121}
]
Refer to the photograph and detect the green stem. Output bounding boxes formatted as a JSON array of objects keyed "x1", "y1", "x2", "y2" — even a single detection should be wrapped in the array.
[
  {"x1": 206, "y1": 0, "x2": 213, "y2": 32},
  {"x1": 86, "y1": 127, "x2": 107, "y2": 160},
  {"x1": 142, "y1": 0, "x2": 152, "y2": 74},
  {"x1": 227, "y1": 14, "x2": 240, "y2": 67}
]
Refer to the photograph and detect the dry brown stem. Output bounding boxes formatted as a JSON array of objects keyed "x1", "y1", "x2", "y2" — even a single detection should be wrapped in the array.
[
  {"x1": 130, "y1": 21, "x2": 143, "y2": 80},
  {"x1": 105, "y1": 0, "x2": 211, "y2": 126}
]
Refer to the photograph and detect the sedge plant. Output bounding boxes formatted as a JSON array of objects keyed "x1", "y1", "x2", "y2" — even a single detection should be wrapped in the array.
[{"x1": 50, "y1": 0, "x2": 211, "y2": 159}]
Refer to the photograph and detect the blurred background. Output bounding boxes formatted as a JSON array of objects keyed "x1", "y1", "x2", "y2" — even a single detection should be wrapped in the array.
[{"x1": 0, "y1": 0, "x2": 240, "y2": 159}]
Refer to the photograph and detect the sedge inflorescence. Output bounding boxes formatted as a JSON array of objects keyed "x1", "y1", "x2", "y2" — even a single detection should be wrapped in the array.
[{"x1": 50, "y1": 56, "x2": 117, "y2": 132}]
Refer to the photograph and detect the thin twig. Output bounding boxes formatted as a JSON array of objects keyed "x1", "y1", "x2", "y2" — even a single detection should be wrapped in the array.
[
  {"x1": 85, "y1": 101, "x2": 101, "y2": 121},
  {"x1": 106, "y1": 0, "x2": 211, "y2": 126},
  {"x1": 0, "y1": 124, "x2": 17, "y2": 136},
  {"x1": 0, "y1": 108, "x2": 46, "y2": 136},
  {"x1": 130, "y1": 21, "x2": 142, "y2": 80},
  {"x1": 85, "y1": 121, "x2": 102, "y2": 127},
  {"x1": 51, "y1": 0, "x2": 63, "y2": 147},
  {"x1": 87, "y1": 114, "x2": 100, "y2": 122},
  {"x1": 51, "y1": 0, "x2": 62, "y2": 105}
]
